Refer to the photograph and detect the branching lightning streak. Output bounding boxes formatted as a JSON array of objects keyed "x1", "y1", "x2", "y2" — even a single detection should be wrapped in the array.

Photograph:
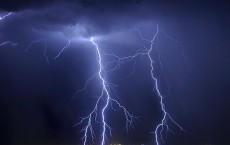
[
  {"x1": 137, "y1": 25, "x2": 184, "y2": 145},
  {"x1": 0, "y1": 12, "x2": 11, "y2": 21},
  {"x1": 28, "y1": 24, "x2": 183, "y2": 145},
  {"x1": 75, "y1": 38, "x2": 136, "y2": 145},
  {"x1": 0, "y1": 8, "x2": 184, "y2": 145},
  {"x1": 54, "y1": 40, "x2": 71, "y2": 60},
  {"x1": 91, "y1": 37, "x2": 110, "y2": 145},
  {"x1": 84, "y1": 25, "x2": 183, "y2": 145}
]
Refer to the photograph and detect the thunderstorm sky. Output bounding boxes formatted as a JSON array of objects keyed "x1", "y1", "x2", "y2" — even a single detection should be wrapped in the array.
[{"x1": 0, "y1": 0, "x2": 230, "y2": 145}]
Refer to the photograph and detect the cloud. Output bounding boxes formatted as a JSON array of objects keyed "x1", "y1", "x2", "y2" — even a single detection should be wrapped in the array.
[
  {"x1": 0, "y1": 0, "x2": 224, "y2": 46},
  {"x1": 0, "y1": 1, "x2": 158, "y2": 43}
]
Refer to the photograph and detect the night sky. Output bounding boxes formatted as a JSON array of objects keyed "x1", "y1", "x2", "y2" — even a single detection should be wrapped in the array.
[{"x1": 0, "y1": 0, "x2": 230, "y2": 145}]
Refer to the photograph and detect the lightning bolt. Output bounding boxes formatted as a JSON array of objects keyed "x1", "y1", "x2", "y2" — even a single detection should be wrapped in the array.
[
  {"x1": 25, "y1": 39, "x2": 71, "y2": 64},
  {"x1": 75, "y1": 25, "x2": 183, "y2": 145},
  {"x1": 0, "y1": 12, "x2": 12, "y2": 21},
  {"x1": 74, "y1": 37, "x2": 137, "y2": 145},
  {"x1": 73, "y1": 25, "x2": 183, "y2": 145},
  {"x1": 0, "y1": 13, "x2": 17, "y2": 48},
  {"x1": 54, "y1": 40, "x2": 71, "y2": 60},
  {"x1": 5, "y1": 15, "x2": 182, "y2": 144},
  {"x1": 0, "y1": 7, "x2": 184, "y2": 145},
  {"x1": 136, "y1": 25, "x2": 184, "y2": 145}
]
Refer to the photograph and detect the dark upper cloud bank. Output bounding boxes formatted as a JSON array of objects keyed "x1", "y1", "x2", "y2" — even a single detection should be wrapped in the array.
[
  {"x1": 0, "y1": 0, "x2": 228, "y2": 18},
  {"x1": 0, "y1": 0, "x2": 227, "y2": 14},
  {"x1": 0, "y1": 0, "x2": 228, "y2": 41},
  {"x1": 0, "y1": 0, "x2": 228, "y2": 33},
  {"x1": 0, "y1": 0, "x2": 54, "y2": 11}
]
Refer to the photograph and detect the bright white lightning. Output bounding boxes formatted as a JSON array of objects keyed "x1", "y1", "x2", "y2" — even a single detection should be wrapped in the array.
[
  {"x1": 75, "y1": 37, "x2": 136, "y2": 145},
  {"x1": 52, "y1": 25, "x2": 183, "y2": 145},
  {"x1": 93, "y1": 25, "x2": 184, "y2": 145},
  {"x1": 0, "y1": 12, "x2": 12, "y2": 21},
  {"x1": 91, "y1": 37, "x2": 110, "y2": 145},
  {"x1": 137, "y1": 25, "x2": 184, "y2": 145},
  {"x1": 54, "y1": 40, "x2": 71, "y2": 60},
  {"x1": 0, "y1": 8, "x2": 184, "y2": 145}
]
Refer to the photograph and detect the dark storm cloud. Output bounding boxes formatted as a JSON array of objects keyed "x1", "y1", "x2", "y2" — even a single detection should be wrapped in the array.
[
  {"x1": 0, "y1": 0, "x2": 156, "y2": 45},
  {"x1": 1, "y1": 0, "x2": 227, "y2": 43},
  {"x1": 0, "y1": 0, "x2": 227, "y2": 15},
  {"x1": 0, "y1": 0, "x2": 143, "y2": 40},
  {"x1": 0, "y1": 0, "x2": 228, "y2": 39},
  {"x1": 0, "y1": 0, "x2": 54, "y2": 11}
]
